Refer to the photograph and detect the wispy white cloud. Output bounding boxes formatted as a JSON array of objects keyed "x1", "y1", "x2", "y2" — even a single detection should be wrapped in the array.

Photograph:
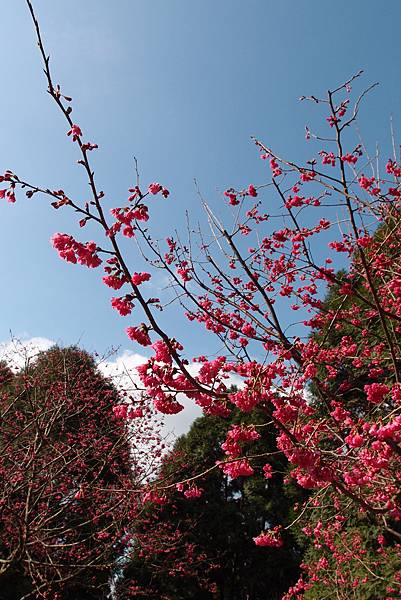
[
  {"x1": 98, "y1": 349, "x2": 148, "y2": 390},
  {"x1": 0, "y1": 336, "x2": 54, "y2": 370}
]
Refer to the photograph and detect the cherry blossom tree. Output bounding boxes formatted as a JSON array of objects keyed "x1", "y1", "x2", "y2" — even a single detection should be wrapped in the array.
[
  {"x1": 0, "y1": 345, "x2": 161, "y2": 598},
  {"x1": 3, "y1": 1, "x2": 401, "y2": 596}
]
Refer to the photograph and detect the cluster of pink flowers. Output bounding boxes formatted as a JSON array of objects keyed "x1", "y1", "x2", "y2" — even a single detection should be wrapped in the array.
[
  {"x1": 109, "y1": 203, "x2": 156, "y2": 237},
  {"x1": 111, "y1": 296, "x2": 134, "y2": 316},
  {"x1": 67, "y1": 123, "x2": 82, "y2": 141},
  {"x1": 143, "y1": 490, "x2": 167, "y2": 505},
  {"x1": 0, "y1": 186, "x2": 16, "y2": 203},
  {"x1": 371, "y1": 415, "x2": 401, "y2": 442},
  {"x1": 320, "y1": 151, "x2": 336, "y2": 167},
  {"x1": 177, "y1": 261, "x2": 192, "y2": 282},
  {"x1": 126, "y1": 324, "x2": 151, "y2": 346},
  {"x1": 153, "y1": 392, "x2": 184, "y2": 414},
  {"x1": 358, "y1": 174, "x2": 376, "y2": 190},
  {"x1": 148, "y1": 182, "x2": 169, "y2": 197},
  {"x1": 112, "y1": 403, "x2": 143, "y2": 420},
  {"x1": 269, "y1": 157, "x2": 282, "y2": 177},
  {"x1": 221, "y1": 425, "x2": 260, "y2": 459},
  {"x1": 183, "y1": 485, "x2": 203, "y2": 499},
  {"x1": 326, "y1": 114, "x2": 339, "y2": 127},
  {"x1": 247, "y1": 184, "x2": 258, "y2": 197},
  {"x1": 103, "y1": 274, "x2": 127, "y2": 290},
  {"x1": 386, "y1": 159, "x2": 401, "y2": 178},
  {"x1": 131, "y1": 272, "x2": 151, "y2": 285},
  {"x1": 262, "y1": 463, "x2": 273, "y2": 479},
  {"x1": 81, "y1": 142, "x2": 98, "y2": 152},
  {"x1": 112, "y1": 404, "x2": 129, "y2": 419},
  {"x1": 151, "y1": 340, "x2": 173, "y2": 364},
  {"x1": 224, "y1": 188, "x2": 239, "y2": 206},
  {"x1": 253, "y1": 527, "x2": 283, "y2": 547},
  {"x1": 109, "y1": 205, "x2": 150, "y2": 237},
  {"x1": 341, "y1": 153, "x2": 358, "y2": 164},
  {"x1": 51, "y1": 233, "x2": 102, "y2": 268},
  {"x1": 344, "y1": 432, "x2": 364, "y2": 448},
  {"x1": 364, "y1": 383, "x2": 389, "y2": 404},
  {"x1": 219, "y1": 459, "x2": 254, "y2": 478}
]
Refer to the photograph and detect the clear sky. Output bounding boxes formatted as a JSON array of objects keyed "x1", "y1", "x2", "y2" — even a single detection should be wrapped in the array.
[{"x1": 1, "y1": 0, "x2": 401, "y2": 362}]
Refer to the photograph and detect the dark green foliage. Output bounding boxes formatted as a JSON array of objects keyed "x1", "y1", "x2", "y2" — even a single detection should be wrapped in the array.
[
  {"x1": 297, "y1": 214, "x2": 401, "y2": 598},
  {"x1": 117, "y1": 408, "x2": 303, "y2": 600},
  {"x1": 295, "y1": 499, "x2": 401, "y2": 600}
]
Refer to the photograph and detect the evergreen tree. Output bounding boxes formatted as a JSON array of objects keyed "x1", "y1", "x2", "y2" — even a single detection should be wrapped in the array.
[{"x1": 117, "y1": 408, "x2": 303, "y2": 599}]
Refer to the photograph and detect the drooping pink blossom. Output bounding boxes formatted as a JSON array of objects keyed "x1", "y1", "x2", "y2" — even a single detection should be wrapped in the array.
[
  {"x1": 67, "y1": 124, "x2": 82, "y2": 141},
  {"x1": 126, "y1": 325, "x2": 151, "y2": 346},
  {"x1": 148, "y1": 182, "x2": 163, "y2": 195},
  {"x1": 253, "y1": 527, "x2": 283, "y2": 547},
  {"x1": 131, "y1": 272, "x2": 151, "y2": 285}
]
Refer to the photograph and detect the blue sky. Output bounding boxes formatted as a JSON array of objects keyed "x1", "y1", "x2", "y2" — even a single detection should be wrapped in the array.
[{"x1": 1, "y1": 0, "x2": 401, "y2": 360}]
